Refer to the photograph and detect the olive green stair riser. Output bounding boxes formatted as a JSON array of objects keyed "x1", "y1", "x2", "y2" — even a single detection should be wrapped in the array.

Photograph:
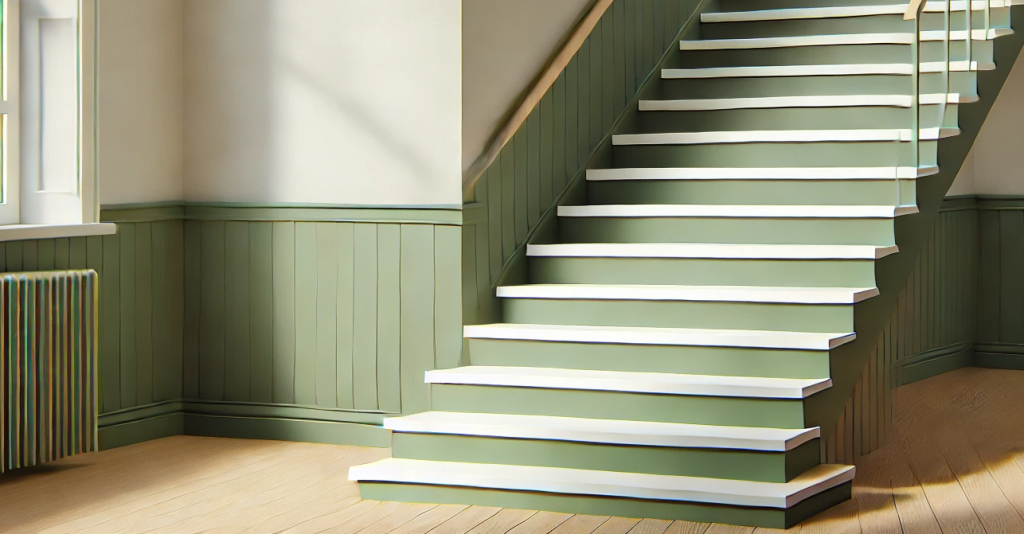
[
  {"x1": 660, "y1": 71, "x2": 981, "y2": 100},
  {"x1": 587, "y1": 178, "x2": 918, "y2": 207}
]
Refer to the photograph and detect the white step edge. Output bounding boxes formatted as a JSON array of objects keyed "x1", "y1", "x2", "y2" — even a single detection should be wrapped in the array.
[
  {"x1": 425, "y1": 366, "x2": 833, "y2": 399},
  {"x1": 526, "y1": 242, "x2": 899, "y2": 260},
  {"x1": 638, "y1": 93, "x2": 963, "y2": 111},
  {"x1": 557, "y1": 204, "x2": 918, "y2": 218},
  {"x1": 585, "y1": 166, "x2": 938, "y2": 181},
  {"x1": 495, "y1": 284, "x2": 880, "y2": 304},
  {"x1": 662, "y1": 61, "x2": 994, "y2": 79},
  {"x1": 348, "y1": 459, "x2": 856, "y2": 509},
  {"x1": 384, "y1": 412, "x2": 821, "y2": 452},
  {"x1": 463, "y1": 323, "x2": 856, "y2": 351},
  {"x1": 702, "y1": 1, "x2": 1012, "y2": 24},
  {"x1": 679, "y1": 29, "x2": 1012, "y2": 51},
  {"x1": 611, "y1": 127, "x2": 958, "y2": 146}
]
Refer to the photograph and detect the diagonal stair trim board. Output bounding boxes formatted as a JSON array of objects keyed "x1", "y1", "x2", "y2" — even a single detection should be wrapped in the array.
[
  {"x1": 384, "y1": 412, "x2": 821, "y2": 451},
  {"x1": 425, "y1": 366, "x2": 834, "y2": 399},
  {"x1": 701, "y1": 1, "x2": 1014, "y2": 24},
  {"x1": 585, "y1": 166, "x2": 939, "y2": 181},
  {"x1": 556, "y1": 204, "x2": 919, "y2": 218},
  {"x1": 463, "y1": 323, "x2": 856, "y2": 350},
  {"x1": 526, "y1": 243, "x2": 899, "y2": 260},
  {"x1": 610, "y1": 128, "x2": 958, "y2": 146},
  {"x1": 638, "y1": 94, "x2": 964, "y2": 111},
  {"x1": 661, "y1": 62, "x2": 994, "y2": 79},
  {"x1": 349, "y1": 459, "x2": 856, "y2": 509},
  {"x1": 495, "y1": 284, "x2": 880, "y2": 304}
]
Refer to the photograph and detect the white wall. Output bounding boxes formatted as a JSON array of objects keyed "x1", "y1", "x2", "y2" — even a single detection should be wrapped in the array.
[
  {"x1": 183, "y1": 0, "x2": 462, "y2": 206},
  {"x1": 462, "y1": 0, "x2": 592, "y2": 173},
  {"x1": 97, "y1": 0, "x2": 185, "y2": 205},
  {"x1": 949, "y1": 49, "x2": 1024, "y2": 196}
]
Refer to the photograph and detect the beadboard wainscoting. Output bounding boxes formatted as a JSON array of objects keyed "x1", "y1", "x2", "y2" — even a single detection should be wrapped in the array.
[
  {"x1": 975, "y1": 196, "x2": 1024, "y2": 369},
  {"x1": 94, "y1": 203, "x2": 461, "y2": 449}
]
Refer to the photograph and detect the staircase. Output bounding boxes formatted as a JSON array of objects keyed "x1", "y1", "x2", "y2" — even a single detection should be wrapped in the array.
[{"x1": 351, "y1": 0, "x2": 1021, "y2": 528}]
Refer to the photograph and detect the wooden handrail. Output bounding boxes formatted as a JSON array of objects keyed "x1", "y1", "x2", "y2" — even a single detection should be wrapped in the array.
[
  {"x1": 904, "y1": 0, "x2": 925, "y2": 19},
  {"x1": 462, "y1": 0, "x2": 615, "y2": 202}
]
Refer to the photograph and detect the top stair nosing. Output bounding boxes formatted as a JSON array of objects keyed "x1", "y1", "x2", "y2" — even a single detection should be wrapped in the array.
[
  {"x1": 348, "y1": 458, "x2": 856, "y2": 509},
  {"x1": 556, "y1": 204, "x2": 919, "y2": 219},
  {"x1": 610, "y1": 127, "x2": 959, "y2": 146},
  {"x1": 526, "y1": 242, "x2": 899, "y2": 260},
  {"x1": 701, "y1": 1, "x2": 1015, "y2": 24},
  {"x1": 495, "y1": 284, "x2": 880, "y2": 305},
  {"x1": 662, "y1": 61, "x2": 995, "y2": 79},
  {"x1": 679, "y1": 29, "x2": 1013, "y2": 51},
  {"x1": 384, "y1": 411, "x2": 821, "y2": 451},
  {"x1": 425, "y1": 366, "x2": 833, "y2": 399},
  {"x1": 638, "y1": 93, "x2": 964, "y2": 111},
  {"x1": 585, "y1": 166, "x2": 939, "y2": 181}
]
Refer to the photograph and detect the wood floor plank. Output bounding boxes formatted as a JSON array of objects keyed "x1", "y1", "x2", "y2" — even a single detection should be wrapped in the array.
[
  {"x1": 467, "y1": 509, "x2": 538, "y2": 534},
  {"x1": 427, "y1": 506, "x2": 502, "y2": 534},
  {"x1": 593, "y1": 517, "x2": 642, "y2": 534},
  {"x1": 798, "y1": 499, "x2": 861, "y2": 533},
  {"x1": 507, "y1": 511, "x2": 573, "y2": 533},
  {"x1": 336, "y1": 503, "x2": 436, "y2": 533},
  {"x1": 241, "y1": 494, "x2": 364, "y2": 534},
  {"x1": 550, "y1": 515, "x2": 612, "y2": 534},
  {"x1": 668, "y1": 521, "x2": 711, "y2": 534},
  {"x1": 628, "y1": 518, "x2": 673, "y2": 534},
  {"x1": 849, "y1": 451, "x2": 900, "y2": 534},
  {"x1": 388, "y1": 505, "x2": 469, "y2": 534},
  {"x1": 283, "y1": 500, "x2": 390, "y2": 534},
  {"x1": 703, "y1": 525, "x2": 754, "y2": 534}
]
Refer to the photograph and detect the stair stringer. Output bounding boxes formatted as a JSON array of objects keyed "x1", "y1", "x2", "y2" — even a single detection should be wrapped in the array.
[{"x1": 804, "y1": 8, "x2": 1024, "y2": 437}]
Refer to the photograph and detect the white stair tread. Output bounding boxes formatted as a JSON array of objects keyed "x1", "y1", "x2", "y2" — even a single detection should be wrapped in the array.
[
  {"x1": 702, "y1": 1, "x2": 1013, "y2": 24},
  {"x1": 639, "y1": 94, "x2": 962, "y2": 111},
  {"x1": 557, "y1": 204, "x2": 918, "y2": 218},
  {"x1": 662, "y1": 61, "x2": 993, "y2": 79},
  {"x1": 464, "y1": 323, "x2": 855, "y2": 350},
  {"x1": 426, "y1": 366, "x2": 833, "y2": 399},
  {"x1": 611, "y1": 128, "x2": 958, "y2": 146},
  {"x1": 586, "y1": 166, "x2": 938, "y2": 181},
  {"x1": 349, "y1": 459, "x2": 855, "y2": 509},
  {"x1": 679, "y1": 30, "x2": 1011, "y2": 51},
  {"x1": 385, "y1": 412, "x2": 821, "y2": 451},
  {"x1": 496, "y1": 284, "x2": 879, "y2": 304},
  {"x1": 526, "y1": 242, "x2": 899, "y2": 260}
]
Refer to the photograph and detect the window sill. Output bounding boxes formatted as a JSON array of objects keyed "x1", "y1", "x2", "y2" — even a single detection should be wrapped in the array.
[{"x1": 0, "y1": 223, "x2": 117, "y2": 242}]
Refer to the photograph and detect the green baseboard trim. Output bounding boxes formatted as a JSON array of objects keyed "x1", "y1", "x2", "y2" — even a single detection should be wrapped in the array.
[
  {"x1": 359, "y1": 481, "x2": 852, "y2": 529},
  {"x1": 101, "y1": 202, "x2": 462, "y2": 225},
  {"x1": 184, "y1": 413, "x2": 390, "y2": 448},
  {"x1": 894, "y1": 342, "x2": 975, "y2": 386},
  {"x1": 100, "y1": 400, "x2": 184, "y2": 427},
  {"x1": 180, "y1": 400, "x2": 391, "y2": 426},
  {"x1": 99, "y1": 413, "x2": 185, "y2": 450},
  {"x1": 974, "y1": 342, "x2": 1024, "y2": 370}
]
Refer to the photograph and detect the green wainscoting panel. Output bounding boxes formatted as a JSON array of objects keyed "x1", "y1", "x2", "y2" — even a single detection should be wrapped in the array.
[
  {"x1": 975, "y1": 196, "x2": 1024, "y2": 369},
  {"x1": 463, "y1": 0, "x2": 710, "y2": 326}
]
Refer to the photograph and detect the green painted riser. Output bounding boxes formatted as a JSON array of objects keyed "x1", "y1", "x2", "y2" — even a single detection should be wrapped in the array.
[
  {"x1": 660, "y1": 73, "x2": 979, "y2": 100},
  {"x1": 612, "y1": 141, "x2": 938, "y2": 168},
  {"x1": 431, "y1": 385, "x2": 809, "y2": 429},
  {"x1": 673, "y1": 43, "x2": 993, "y2": 68},
  {"x1": 391, "y1": 433, "x2": 821, "y2": 483},
  {"x1": 700, "y1": 13, "x2": 1010, "y2": 40},
  {"x1": 803, "y1": 6, "x2": 1024, "y2": 439},
  {"x1": 503, "y1": 298, "x2": 853, "y2": 333},
  {"x1": 587, "y1": 180, "x2": 916, "y2": 208},
  {"x1": 632, "y1": 105, "x2": 958, "y2": 133},
  {"x1": 558, "y1": 216, "x2": 896, "y2": 246},
  {"x1": 466, "y1": 338, "x2": 830, "y2": 379},
  {"x1": 528, "y1": 257, "x2": 877, "y2": 288},
  {"x1": 360, "y1": 481, "x2": 854, "y2": 530}
]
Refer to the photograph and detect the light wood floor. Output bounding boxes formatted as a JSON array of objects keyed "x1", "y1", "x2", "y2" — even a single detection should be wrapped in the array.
[{"x1": 3, "y1": 367, "x2": 1024, "y2": 533}]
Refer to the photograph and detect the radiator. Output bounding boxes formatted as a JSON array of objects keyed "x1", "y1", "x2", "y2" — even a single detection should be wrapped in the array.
[{"x1": 1, "y1": 270, "x2": 98, "y2": 473}]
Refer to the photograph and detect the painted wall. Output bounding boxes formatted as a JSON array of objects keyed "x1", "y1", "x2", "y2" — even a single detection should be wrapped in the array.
[
  {"x1": 949, "y1": 49, "x2": 1024, "y2": 196},
  {"x1": 182, "y1": 0, "x2": 461, "y2": 207},
  {"x1": 97, "y1": 0, "x2": 185, "y2": 205},
  {"x1": 462, "y1": 0, "x2": 592, "y2": 173}
]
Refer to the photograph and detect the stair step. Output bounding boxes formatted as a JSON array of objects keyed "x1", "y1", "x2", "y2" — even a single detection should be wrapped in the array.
[
  {"x1": 557, "y1": 204, "x2": 917, "y2": 218},
  {"x1": 426, "y1": 366, "x2": 833, "y2": 399},
  {"x1": 702, "y1": 1, "x2": 1012, "y2": 24},
  {"x1": 464, "y1": 323, "x2": 855, "y2": 351},
  {"x1": 350, "y1": 459, "x2": 855, "y2": 509},
  {"x1": 385, "y1": 412, "x2": 820, "y2": 451},
  {"x1": 639, "y1": 94, "x2": 964, "y2": 112},
  {"x1": 526, "y1": 243, "x2": 898, "y2": 260},
  {"x1": 586, "y1": 166, "x2": 937, "y2": 181},
  {"x1": 612, "y1": 128, "x2": 958, "y2": 146},
  {"x1": 679, "y1": 30, "x2": 1012, "y2": 51},
  {"x1": 496, "y1": 284, "x2": 879, "y2": 304},
  {"x1": 662, "y1": 62, "x2": 993, "y2": 79}
]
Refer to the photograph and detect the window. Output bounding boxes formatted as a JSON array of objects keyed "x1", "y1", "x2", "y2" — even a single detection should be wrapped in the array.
[{"x1": 0, "y1": 0, "x2": 109, "y2": 239}]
